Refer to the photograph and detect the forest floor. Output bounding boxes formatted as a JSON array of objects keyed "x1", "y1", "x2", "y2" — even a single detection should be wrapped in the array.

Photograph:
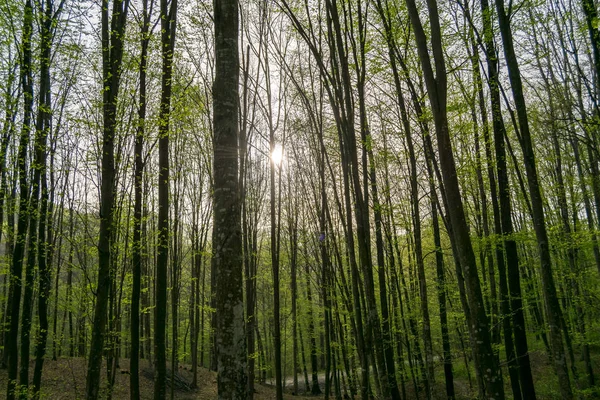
[
  {"x1": 0, "y1": 350, "x2": 597, "y2": 399},
  {"x1": 0, "y1": 358, "x2": 316, "y2": 399}
]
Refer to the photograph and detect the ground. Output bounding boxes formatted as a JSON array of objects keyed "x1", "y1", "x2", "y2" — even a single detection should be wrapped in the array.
[
  {"x1": 0, "y1": 358, "x2": 317, "y2": 399},
  {"x1": 0, "y1": 351, "x2": 597, "y2": 399}
]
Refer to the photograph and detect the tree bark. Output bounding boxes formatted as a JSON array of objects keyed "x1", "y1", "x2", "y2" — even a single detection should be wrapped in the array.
[
  {"x1": 495, "y1": 1, "x2": 572, "y2": 397},
  {"x1": 213, "y1": 0, "x2": 247, "y2": 397},
  {"x1": 154, "y1": 0, "x2": 177, "y2": 397},
  {"x1": 130, "y1": 0, "x2": 150, "y2": 397},
  {"x1": 32, "y1": 0, "x2": 60, "y2": 396},
  {"x1": 85, "y1": 1, "x2": 130, "y2": 398},
  {"x1": 6, "y1": 1, "x2": 34, "y2": 398},
  {"x1": 404, "y1": 0, "x2": 504, "y2": 396}
]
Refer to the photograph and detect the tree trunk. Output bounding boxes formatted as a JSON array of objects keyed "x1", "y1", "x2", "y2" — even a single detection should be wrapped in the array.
[
  {"x1": 85, "y1": 1, "x2": 130, "y2": 398},
  {"x1": 291, "y1": 221, "x2": 299, "y2": 395},
  {"x1": 19, "y1": 0, "x2": 54, "y2": 392},
  {"x1": 213, "y1": 0, "x2": 246, "y2": 397},
  {"x1": 32, "y1": 0, "x2": 58, "y2": 396},
  {"x1": 495, "y1": 1, "x2": 572, "y2": 397},
  {"x1": 431, "y1": 186, "x2": 455, "y2": 399},
  {"x1": 154, "y1": 0, "x2": 176, "y2": 397},
  {"x1": 404, "y1": 0, "x2": 504, "y2": 396},
  {"x1": 304, "y1": 262, "x2": 321, "y2": 395},
  {"x1": 6, "y1": 1, "x2": 34, "y2": 398},
  {"x1": 130, "y1": 0, "x2": 150, "y2": 397}
]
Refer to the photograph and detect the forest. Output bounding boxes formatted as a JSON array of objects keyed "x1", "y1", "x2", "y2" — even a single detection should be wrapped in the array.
[{"x1": 0, "y1": 0, "x2": 599, "y2": 398}]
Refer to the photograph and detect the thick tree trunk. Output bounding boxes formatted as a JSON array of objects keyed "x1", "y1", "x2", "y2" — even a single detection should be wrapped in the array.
[{"x1": 213, "y1": 0, "x2": 246, "y2": 397}]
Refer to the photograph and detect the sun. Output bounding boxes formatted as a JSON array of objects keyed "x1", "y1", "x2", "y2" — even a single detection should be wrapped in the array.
[{"x1": 271, "y1": 144, "x2": 283, "y2": 166}]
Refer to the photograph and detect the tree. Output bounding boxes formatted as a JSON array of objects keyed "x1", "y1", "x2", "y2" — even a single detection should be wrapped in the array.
[
  {"x1": 85, "y1": 1, "x2": 130, "y2": 399},
  {"x1": 154, "y1": 0, "x2": 177, "y2": 397},
  {"x1": 213, "y1": 0, "x2": 246, "y2": 397},
  {"x1": 495, "y1": 0, "x2": 573, "y2": 397},
  {"x1": 130, "y1": 0, "x2": 153, "y2": 398},
  {"x1": 403, "y1": 0, "x2": 505, "y2": 396},
  {"x1": 6, "y1": 1, "x2": 34, "y2": 398},
  {"x1": 32, "y1": 0, "x2": 65, "y2": 397}
]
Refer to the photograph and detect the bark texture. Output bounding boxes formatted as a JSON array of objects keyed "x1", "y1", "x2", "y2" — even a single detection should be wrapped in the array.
[{"x1": 213, "y1": 0, "x2": 247, "y2": 397}]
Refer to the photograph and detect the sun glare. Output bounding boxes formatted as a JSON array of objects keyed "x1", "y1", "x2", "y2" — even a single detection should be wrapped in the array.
[{"x1": 271, "y1": 144, "x2": 283, "y2": 166}]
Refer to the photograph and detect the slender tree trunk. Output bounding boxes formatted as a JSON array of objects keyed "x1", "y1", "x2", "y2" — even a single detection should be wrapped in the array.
[
  {"x1": 85, "y1": 1, "x2": 130, "y2": 398},
  {"x1": 32, "y1": 1, "x2": 59, "y2": 396},
  {"x1": 190, "y1": 222, "x2": 198, "y2": 388},
  {"x1": 6, "y1": 2, "x2": 34, "y2": 398},
  {"x1": 130, "y1": 1, "x2": 150, "y2": 397},
  {"x1": 495, "y1": 1, "x2": 572, "y2": 397},
  {"x1": 142, "y1": 188, "x2": 152, "y2": 363},
  {"x1": 239, "y1": 45, "x2": 256, "y2": 400},
  {"x1": 468, "y1": 19, "x2": 521, "y2": 394},
  {"x1": 476, "y1": 1, "x2": 537, "y2": 395},
  {"x1": 0, "y1": 56, "x2": 17, "y2": 368},
  {"x1": 581, "y1": 0, "x2": 600, "y2": 97},
  {"x1": 571, "y1": 138, "x2": 600, "y2": 274},
  {"x1": 269, "y1": 86, "x2": 283, "y2": 400},
  {"x1": 291, "y1": 221, "x2": 299, "y2": 395},
  {"x1": 404, "y1": 0, "x2": 504, "y2": 396},
  {"x1": 154, "y1": 0, "x2": 176, "y2": 397},
  {"x1": 56, "y1": 194, "x2": 73, "y2": 359},
  {"x1": 431, "y1": 185, "x2": 455, "y2": 399},
  {"x1": 304, "y1": 263, "x2": 321, "y2": 395},
  {"x1": 19, "y1": 0, "x2": 54, "y2": 392}
]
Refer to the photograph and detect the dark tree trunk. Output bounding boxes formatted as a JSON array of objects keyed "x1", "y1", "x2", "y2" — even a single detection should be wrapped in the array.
[
  {"x1": 6, "y1": 1, "x2": 34, "y2": 398},
  {"x1": 291, "y1": 219, "x2": 299, "y2": 396},
  {"x1": 239, "y1": 45, "x2": 257, "y2": 400},
  {"x1": 154, "y1": 0, "x2": 176, "y2": 397},
  {"x1": 404, "y1": 0, "x2": 504, "y2": 396},
  {"x1": 466, "y1": 2, "x2": 523, "y2": 395},
  {"x1": 213, "y1": 0, "x2": 246, "y2": 397},
  {"x1": 170, "y1": 187, "x2": 182, "y2": 400},
  {"x1": 85, "y1": 1, "x2": 130, "y2": 398},
  {"x1": 495, "y1": 1, "x2": 572, "y2": 397},
  {"x1": 190, "y1": 222, "x2": 198, "y2": 388},
  {"x1": 431, "y1": 186, "x2": 455, "y2": 399},
  {"x1": 267, "y1": 59, "x2": 283, "y2": 400},
  {"x1": 581, "y1": 0, "x2": 600, "y2": 97},
  {"x1": 304, "y1": 263, "x2": 321, "y2": 395},
  {"x1": 142, "y1": 190, "x2": 152, "y2": 362},
  {"x1": 130, "y1": 0, "x2": 150, "y2": 397},
  {"x1": 0, "y1": 53, "x2": 17, "y2": 368},
  {"x1": 19, "y1": 0, "x2": 54, "y2": 393},
  {"x1": 32, "y1": 0, "x2": 60, "y2": 396}
]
